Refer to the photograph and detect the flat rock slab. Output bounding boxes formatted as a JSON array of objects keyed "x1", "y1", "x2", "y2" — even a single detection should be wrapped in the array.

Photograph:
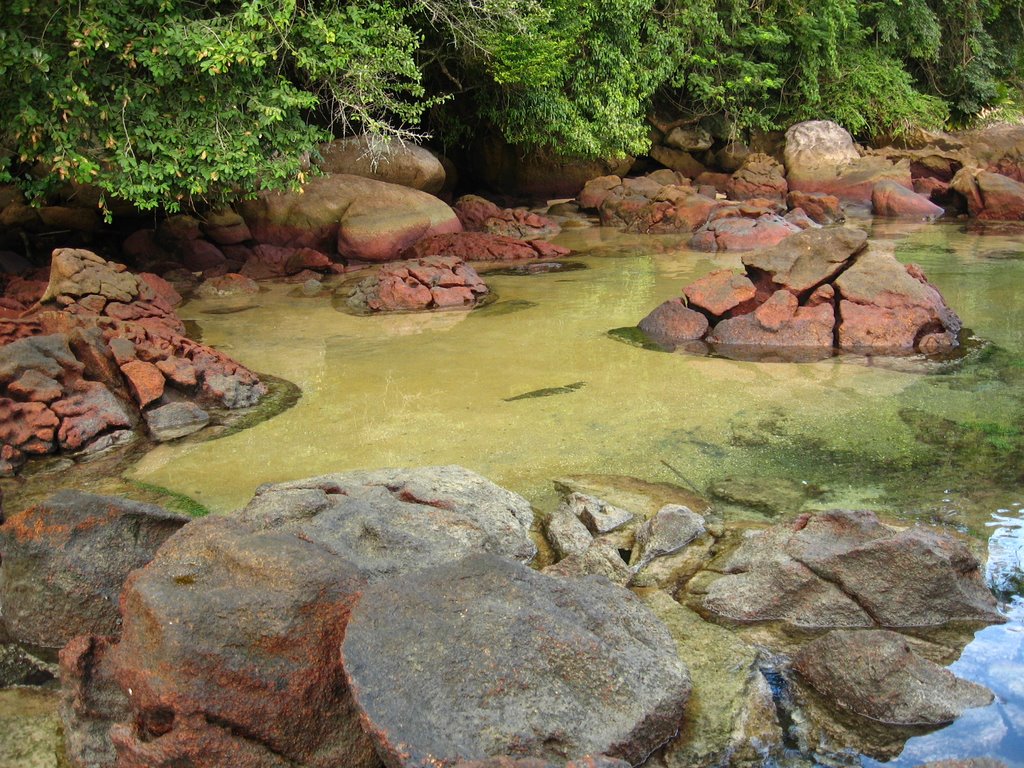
[
  {"x1": 239, "y1": 466, "x2": 536, "y2": 579},
  {"x1": 741, "y1": 227, "x2": 867, "y2": 294},
  {"x1": 794, "y1": 629, "x2": 993, "y2": 726},
  {"x1": 0, "y1": 490, "x2": 188, "y2": 648},
  {"x1": 342, "y1": 553, "x2": 691, "y2": 767}
]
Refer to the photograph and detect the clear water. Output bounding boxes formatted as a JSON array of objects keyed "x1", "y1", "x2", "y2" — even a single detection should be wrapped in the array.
[{"x1": 7, "y1": 218, "x2": 1024, "y2": 764}]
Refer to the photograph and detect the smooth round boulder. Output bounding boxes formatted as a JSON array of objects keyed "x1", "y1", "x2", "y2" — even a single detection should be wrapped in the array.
[
  {"x1": 638, "y1": 298, "x2": 710, "y2": 347},
  {"x1": 341, "y1": 553, "x2": 691, "y2": 766},
  {"x1": 318, "y1": 136, "x2": 446, "y2": 194}
]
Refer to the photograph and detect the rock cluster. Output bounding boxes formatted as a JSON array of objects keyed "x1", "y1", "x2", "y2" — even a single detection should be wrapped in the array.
[
  {"x1": 346, "y1": 255, "x2": 490, "y2": 312},
  {"x1": 637, "y1": 227, "x2": 963, "y2": 356},
  {"x1": 55, "y1": 466, "x2": 691, "y2": 768},
  {"x1": 406, "y1": 231, "x2": 571, "y2": 263},
  {"x1": 454, "y1": 194, "x2": 561, "y2": 240},
  {"x1": 0, "y1": 248, "x2": 265, "y2": 472}
]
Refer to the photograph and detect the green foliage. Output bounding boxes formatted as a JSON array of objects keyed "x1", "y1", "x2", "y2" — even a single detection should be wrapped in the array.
[{"x1": 0, "y1": 0, "x2": 426, "y2": 212}]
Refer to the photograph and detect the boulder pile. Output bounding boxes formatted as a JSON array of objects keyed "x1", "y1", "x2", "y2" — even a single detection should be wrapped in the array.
[
  {"x1": 0, "y1": 248, "x2": 266, "y2": 472},
  {"x1": 637, "y1": 227, "x2": 963, "y2": 356}
]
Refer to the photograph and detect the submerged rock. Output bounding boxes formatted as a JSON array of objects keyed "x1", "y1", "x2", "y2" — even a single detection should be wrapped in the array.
[
  {"x1": 794, "y1": 629, "x2": 993, "y2": 725},
  {"x1": 342, "y1": 553, "x2": 691, "y2": 767},
  {"x1": 0, "y1": 491, "x2": 188, "y2": 648}
]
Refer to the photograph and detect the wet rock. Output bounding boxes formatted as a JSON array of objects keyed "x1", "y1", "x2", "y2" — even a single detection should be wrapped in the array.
[
  {"x1": 93, "y1": 515, "x2": 380, "y2": 768},
  {"x1": 835, "y1": 241, "x2": 962, "y2": 350},
  {"x1": 872, "y1": 180, "x2": 945, "y2": 219},
  {"x1": 709, "y1": 475, "x2": 821, "y2": 517},
  {"x1": 318, "y1": 135, "x2": 446, "y2": 194},
  {"x1": 0, "y1": 490, "x2": 188, "y2": 648},
  {"x1": 144, "y1": 402, "x2": 210, "y2": 441},
  {"x1": 783, "y1": 208, "x2": 820, "y2": 230},
  {"x1": 195, "y1": 273, "x2": 260, "y2": 298},
  {"x1": 683, "y1": 270, "x2": 756, "y2": 318},
  {"x1": 643, "y1": 591, "x2": 783, "y2": 768},
  {"x1": 708, "y1": 296, "x2": 835, "y2": 348},
  {"x1": 563, "y1": 491, "x2": 633, "y2": 534},
  {"x1": 741, "y1": 226, "x2": 868, "y2": 294},
  {"x1": 348, "y1": 255, "x2": 489, "y2": 312},
  {"x1": 545, "y1": 505, "x2": 594, "y2": 559},
  {"x1": 240, "y1": 466, "x2": 537, "y2": 577},
  {"x1": 51, "y1": 380, "x2": 135, "y2": 451},
  {"x1": 454, "y1": 195, "x2": 561, "y2": 240},
  {"x1": 119, "y1": 360, "x2": 164, "y2": 408},
  {"x1": 701, "y1": 509, "x2": 1005, "y2": 630},
  {"x1": 542, "y1": 540, "x2": 633, "y2": 587},
  {"x1": 179, "y1": 239, "x2": 227, "y2": 272},
  {"x1": 793, "y1": 629, "x2": 993, "y2": 725},
  {"x1": 649, "y1": 145, "x2": 706, "y2": 177},
  {"x1": 0, "y1": 687, "x2": 61, "y2": 768},
  {"x1": 637, "y1": 299, "x2": 709, "y2": 347},
  {"x1": 405, "y1": 231, "x2": 570, "y2": 263},
  {"x1": 690, "y1": 214, "x2": 801, "y2": 252},
  {"x1": 238, "y1": 174, "x2": 462, "y2": 260},
  {"x1": 786, "y1": 191, "x2": 844, "y2": 224},
  {"x1": 453, "y1": 758, "x2": 630, "y2": 768},
  {"x1": 950, "y1": 168, "x2": 1024, "y2": 220},
  {"x1": 578, "y1": 176, "x2": 623, "y2": 211},
  {"x1": 630, "y1": 504, "x2": 706, "y2": 571},
  {"x1": 341, "y1": 553, "x2": 691, "y2": 766},
  {"x1": 726, "y1": 153, "x2": 788, "y2": 202}
]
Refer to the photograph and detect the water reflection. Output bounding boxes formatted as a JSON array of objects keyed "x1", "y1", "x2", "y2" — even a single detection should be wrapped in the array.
[{"x1": 863, "y1": 508, "x2": 1024, "y2": 767}]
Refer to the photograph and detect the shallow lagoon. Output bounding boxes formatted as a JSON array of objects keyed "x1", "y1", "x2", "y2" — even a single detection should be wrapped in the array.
[{"x1": 3, "y1": 218, "x2": 1023, "y2": 765}]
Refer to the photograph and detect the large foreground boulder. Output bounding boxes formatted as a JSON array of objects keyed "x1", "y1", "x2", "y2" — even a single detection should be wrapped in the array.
[
  {"x1": 238, "y1": 466, "x2": 537, "y2": 575},
  {"x1": 700, "y1": 509, "x2": 1004, "y2": 630},
  {"x1": 341, "y1": 553, "x2": 691, "y2": 767},
  {"x1": 238, "y1": 174, "x2": 462, "y2": 261},
  {"x1": 0, "y1": 491, "x2": 188, "y2": 648},
  {"x1": 794, "y1": 629, "x2": 993, "y2": 725}
]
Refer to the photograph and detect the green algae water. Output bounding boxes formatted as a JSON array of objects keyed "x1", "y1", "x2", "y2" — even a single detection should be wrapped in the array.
[{"x1": 6, "y1": 218, "x2": 1023, "y2": 766}]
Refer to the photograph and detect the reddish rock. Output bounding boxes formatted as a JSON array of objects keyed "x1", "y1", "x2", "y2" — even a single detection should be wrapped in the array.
[
  {"x1": 638, "y1": 298, "x2": 710, "y2": 346},
  {"x1": 835, "y1": 242, "x2": 962, "y2": 351},
  {"x1": 708, "y1": 302, "x2": 835, "y2": 348},
  {"x1": 51, "y1": 380, "x2": 134, "y2": 450},
  {"x1": 694, "y1": 172, "x2": 731, "y2": 193},
  {"x1": 122, "y1": 230, "x2": 173, "y2": 268},
  {"x1": 786, "y1": 191, "x2": 843, "y2": 224},
  {"x1": 179, "y1": 239, "x2": 226, "y2": 272},
  {"x1": 318, "y1": 135, "x2": 447, "y2": 194},
  {"x1": 0, "y1": 398, "x2": 60, "y2": 454},
  {"x1": 666, "y1": 194, "x2": 719, "y2": 232},
  {"x1": 286, "y1": 247, "x2": 332, "y2": 273},
  {"x1": 155, "y1": 357, "x2": 198, "y2": 388},
  {"x1": 351, "y1": 255, "x2": 489, "y2": 313},
  {"x1": 684, "y1": 271, "x2": 756, "y2": 317},
  {"x1": 649, "y1": 144, "x2": 706, "y2": 177},
  {"x1": 872, "y1": 180, "x2": 945, "y2": 218},
  {"x1": 690, "y1": 215, "x2": 801, "y2": 253},
  {"x1": 783, "y1": 208, "x2": 819, "y2": 230},
  {"x1": 109, "y1": 516, "x2": 379, "y2": 768},
  {"x1": 725, "y1": 153, "x2": 788, "y2": 202},
  {"x1": 7, "y1": 369, "x2": 63, "y2": 402},
  {"x1": 753, "y1": 289, "x2": 799, "y2": 331},
  {"x1": 577, "y1": 176, "x2": 622, "y2": 210},
  {"x1": 598, "y1": 192, "x2": 653, "y2": 228},
  {"x1": 137, "y1": 273, "x2": 182, "y2": 308},
  {"x1": 406, "y1": 231, "x2": 569, "y2": 263},
  {"x1": 741, "y1": 227, "x2": 868, "y2": 294},
  {"x1": 807, "y1": 283, "x2": 835, "y2": 307},
  {"x1": 951, "y1": 168, "x2": 1024, "y2": 220},
  {"x1": 120, "y1": 360, "x2": 165, "y2": 408},
  {"x1": 455, "y1": 195, "x2": 560, "y2": 240}
]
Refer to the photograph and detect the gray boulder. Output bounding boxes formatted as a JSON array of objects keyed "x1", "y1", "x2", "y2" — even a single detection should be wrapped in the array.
[
  {"x1": 0, "y1": 491, "x2": 188, "y2": 648},
  {"x1": 702, "y1": 510, "x2": 1004, "y2": 630},
  {"x1": 342, "y1": 553, "x2": 691, "y2": 767},
  {"x1": 239, "y1": 465, "x2": 536, "y2": 578},
  {"x1": 630, "y1": 504, "x2": 706, "y2": 571},
  {"x1": 794, "y1": 629, "x2": 993, "y2": 725}
]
